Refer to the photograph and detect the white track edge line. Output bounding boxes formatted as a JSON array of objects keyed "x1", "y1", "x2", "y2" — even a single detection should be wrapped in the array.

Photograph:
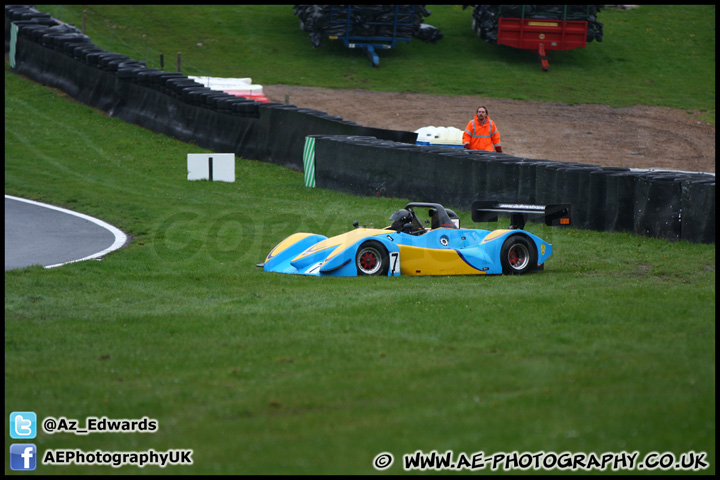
[{"x1": 5, "y1": 194, "x2": 129, "y2": 269}]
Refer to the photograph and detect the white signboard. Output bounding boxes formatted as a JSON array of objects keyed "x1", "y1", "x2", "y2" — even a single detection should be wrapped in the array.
[{"x1": 187, "y1": 153, "x2": 235, "y2": 182}]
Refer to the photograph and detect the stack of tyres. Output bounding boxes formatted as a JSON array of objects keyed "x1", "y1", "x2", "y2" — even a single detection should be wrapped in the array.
[
  {"x1": 465, "y1": 151, "x2": 498, "y2": 202},
  {"x1": 30, "y1": 25, "x2": 56, "y2": 43},
  {"x1": 73, "y1": 45, "x2": 103, "y2": 62},
  {"x1": 604, "y1": 171, "x2": 638, "y2": 233},
  {"x1": 46, "y1": 32, "x2": 90, "y2": 51},
  {"x1": 113, "y1": 60, "x2": 145, "y2": 74},
  {"x1": 135, "y1": 68, "x2": 161, "y2": 85},
  {"x1": 181, "y1": 86, "x2": 213, "y2": 105},
  {"x1": 557, "y1": 165, "x2": 602, "y2": 228},
  {"x1": 405, "y1": 147, "x2": 452, "y2": 203},
  {"x1": 230, "y1": 100, "x2": 260, "y2": 117},
  {"x1": 586, "y1": 167, "x2": 630, "y2": 231},
  {"x1": 517, "y1": 160, "x2": 549, "y2": 204},
  {"x1": 314, "y1": 136, "x2": 376, "y2": 195},
  {"x1": 203, "y1": 92, "x2": 232, "y2": 110},
  {"x1": 5, "y1": 5, "x2": 53, "y2": 22},
  {"x1": 485, "y1": 157, "x2": 522, "y2": 204},
  {"x1": 557, "y1": 162, "x2": 585, "y2": 206},
  {"x1": 154, "y1": 72, "x2": 185, "y2": 95},
  {"x1": 165, "y1": 77, "x2": 204, "y2": 98},
  {"x1": 14, "y1": 23, "x2": 49, "y2": 39},
  {"x1": 534, "y1": 162, "x2": 568, "y2": 206},
  {"x1": 437, "y1": 149, "x2": 481, "y2": 207},
  {"x1": 116, "y1": 64, "x2": 147, "y2": 81},
  {"x1": 216, "y1": 97, "x2": 256, "y2": 115},
  {"x1": 5, "y1": 5, "x2": 58, "y2": 49},
  {"x1": 97, "y1": 53, "x2": 130, "y2": 71},
  {"x1": 85, "y1": 50, "x2": 107, "y2": 67},
  {"x1": 293, "y1": 4, "x2": 436, "y2": 48},
  {"x1": 63, "y1": 40, "x2": 92, "y2": 57},
  {"x1": 40, "y1": 26, "x2": 88, "y2": 50},
  {"x1": 633, "y1": 172, "x2": 685, "y2": 242},
  {"x1": 680, "y1": 176, "x2": 715, "y2": 243}
]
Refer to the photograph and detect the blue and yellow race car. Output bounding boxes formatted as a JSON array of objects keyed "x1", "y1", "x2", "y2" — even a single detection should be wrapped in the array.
[{"x1": 259, "y1": 201, "x2": 570, "y2": 277}]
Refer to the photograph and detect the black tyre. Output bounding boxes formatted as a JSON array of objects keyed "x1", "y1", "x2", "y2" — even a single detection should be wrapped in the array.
[
  {"x1": 500, "y1": 235, "x2": 537, "y2": 275},
  {"x1": 355, "y1": 241, "x2": 389, "y2": 276}
]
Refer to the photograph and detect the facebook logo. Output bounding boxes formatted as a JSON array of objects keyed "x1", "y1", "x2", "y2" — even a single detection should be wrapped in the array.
[
  {"x1": 10, "y1": 411, "x2": 37, "y2": 439},
  {"x1": 10, "y1": 444, "x2": 37, "y2": 471}
]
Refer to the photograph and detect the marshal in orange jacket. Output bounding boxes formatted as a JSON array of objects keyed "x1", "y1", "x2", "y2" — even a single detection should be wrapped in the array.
[{"x1": 462, "y1": 115, "x2": 502, "y2": 152}]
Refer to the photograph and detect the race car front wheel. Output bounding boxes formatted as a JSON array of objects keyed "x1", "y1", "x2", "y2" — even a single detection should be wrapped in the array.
[
  {"x1": 500, "y1": 235, "x2": 536, "y2": 275},
  {"x1": 356, "y1": 241, "x2": 389, "y2": 276}
]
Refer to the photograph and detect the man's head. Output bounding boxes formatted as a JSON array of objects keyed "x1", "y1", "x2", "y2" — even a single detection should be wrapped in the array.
[
  {"x1": 476, "y1": 106, "x2": 488, "y2": 122},
  {"x1": 390, "y1": 208, "x2": 412, "y2": 232}
]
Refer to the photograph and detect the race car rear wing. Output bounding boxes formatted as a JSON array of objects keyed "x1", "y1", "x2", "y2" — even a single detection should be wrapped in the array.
[{"x1": 471, "y1": 201, "x2": 571, "y2": 230}]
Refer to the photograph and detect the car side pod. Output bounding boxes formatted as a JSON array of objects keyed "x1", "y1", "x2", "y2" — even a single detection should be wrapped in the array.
[{"x1": 471, "y1": 201, "x2": 571, "y2": 230}]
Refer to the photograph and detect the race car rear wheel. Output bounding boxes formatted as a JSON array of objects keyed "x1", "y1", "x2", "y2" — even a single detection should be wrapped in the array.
[
  {"x1": 355, "y1": 241, "x2": 389, "y2": 276},
  {"x1": 500, "y1": 235, "x2": 537, "y2": 275}
]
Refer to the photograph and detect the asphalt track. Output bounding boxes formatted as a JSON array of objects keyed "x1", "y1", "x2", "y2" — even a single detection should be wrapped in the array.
[{"x1": 4, "y1": 195, "x2": 128, "y2": 271}]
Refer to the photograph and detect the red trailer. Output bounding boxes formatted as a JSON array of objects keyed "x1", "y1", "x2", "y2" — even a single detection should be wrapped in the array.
[{"x1": 495, "y1": 6, "x2": 594, "y2": 71}]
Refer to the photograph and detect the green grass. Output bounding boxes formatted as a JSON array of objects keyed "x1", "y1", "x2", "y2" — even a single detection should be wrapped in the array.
[
  {"x1": 4, "y1": 67, "x2": 715, "y2": 475},
  {"x1": 37, "y1": 5, "x2": 715, "y2": 122},
  {"x1": 5, "y1": 4, "x2": 716, "y2": 475}
]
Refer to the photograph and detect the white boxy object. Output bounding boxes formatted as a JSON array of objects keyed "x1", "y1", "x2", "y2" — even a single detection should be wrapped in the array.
[
  {"x1": 414, "y1": 126, "x2": 464, "y2": 147},
  {"x1": 187, "y1": 153, "x2": 235, "y2": 182}
]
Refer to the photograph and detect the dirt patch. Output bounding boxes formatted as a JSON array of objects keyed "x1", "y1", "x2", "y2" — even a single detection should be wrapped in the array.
[{"x1": 263, "y1": 85, "x2": 715, "y2": 174}]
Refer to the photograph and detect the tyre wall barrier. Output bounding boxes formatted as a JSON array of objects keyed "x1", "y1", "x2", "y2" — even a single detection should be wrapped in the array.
[
  {"x1": 6, "y1": 6, "x2": 715, "y2": 244},
  {"x1": 256, "y1": 104, "x2": 416, "y2": 170},
  {"x1": 311, "y1": 136, "x2": 714, "y2": 243},
  {"x1": 681, "y1": 179, "x2": 715, "y2": 244},
  {"x1": 11, "y1": 32, "x2": 264, "y2": 159}
]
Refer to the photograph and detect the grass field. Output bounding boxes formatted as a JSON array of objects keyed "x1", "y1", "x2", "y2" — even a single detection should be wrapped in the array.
[{"x1": 5, "y1": 5, "x2": 716, "y2": 475}]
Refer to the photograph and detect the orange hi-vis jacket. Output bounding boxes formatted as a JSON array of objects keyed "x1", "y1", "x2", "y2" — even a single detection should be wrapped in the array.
[{"x1": 462, "y1": 115, "x2": 501, "y2": 152}]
